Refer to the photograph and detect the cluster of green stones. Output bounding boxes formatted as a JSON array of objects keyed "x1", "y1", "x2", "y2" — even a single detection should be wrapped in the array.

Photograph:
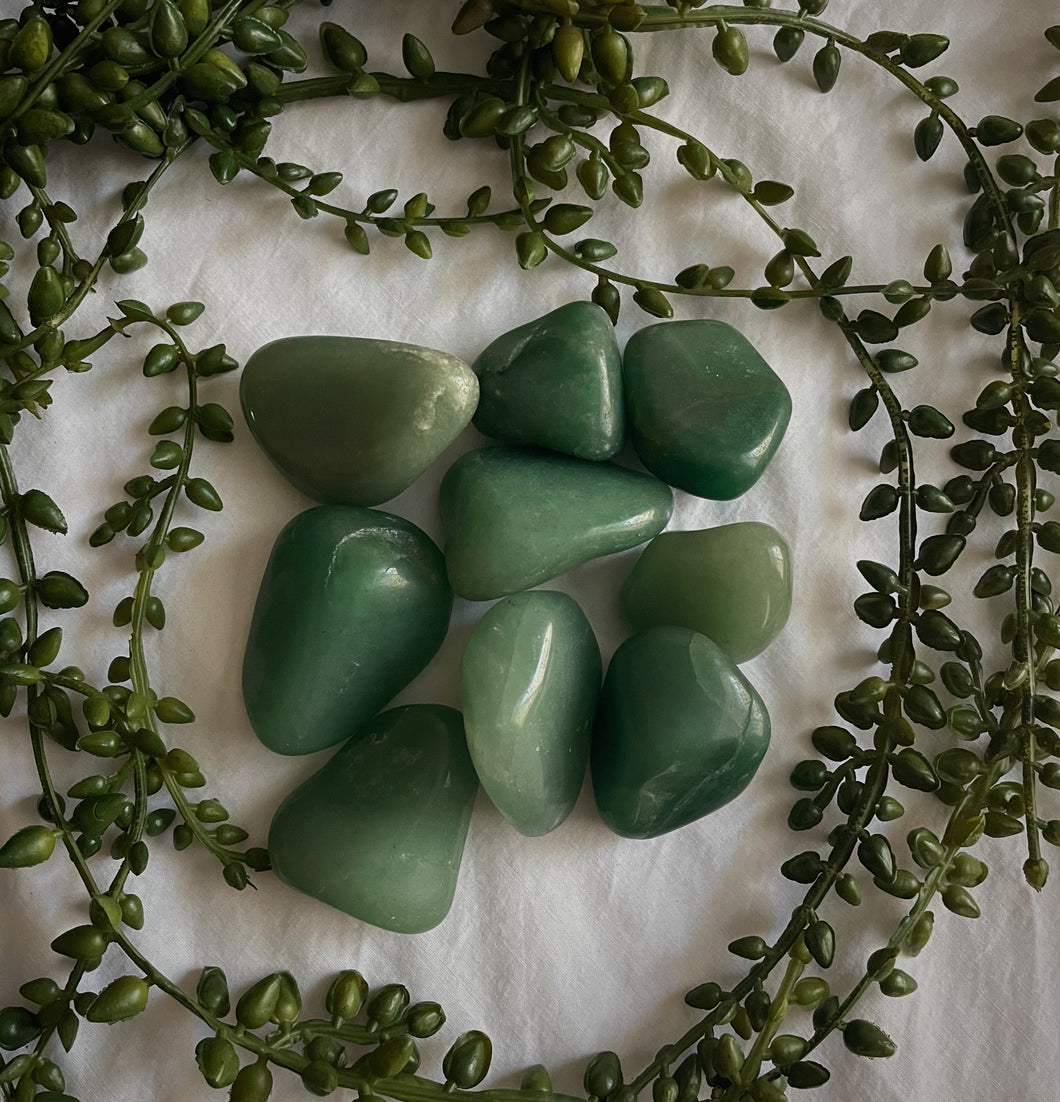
[
  {"x1": 0, "y1": 0, "x2": 1058, "y2": 1099},
  {"x1": 239, "y1": 306, "x2": 792, "y2": 931}
]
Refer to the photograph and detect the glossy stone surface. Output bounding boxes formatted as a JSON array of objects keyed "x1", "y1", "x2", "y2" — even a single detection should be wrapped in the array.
[
  {"x1": 592, "y1": 626, "x2": 771, "y2": 839},
  {"x1": 269, "y1": 705, "x2": 478, "y2": 933},
  {"x1": 622, "y1": 320, "x2": 791, "y2": 500},
  {"x1": 462, "y1": 591, "x2": 601, "y2": 836},
  {"x1": 439, "y1": 447, "x2": 673, "y2": 600},
  {"x1": 620, "y1": 522, "x2": 792, "y2": 663},
  {"x1": 243, "y1": 506, "x2": 451, "y2": 756},
  {"x1": 241, "y1": 335, "x2": 479, "y2": 506},
  {"x1": 471, "y1": 301, "x2": 624, "y2": 460}
]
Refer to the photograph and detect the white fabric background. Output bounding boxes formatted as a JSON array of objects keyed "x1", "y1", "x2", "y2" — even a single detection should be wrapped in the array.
[{"x1": 1, "y1": 1, "x2": 1057, "y2": 1099}]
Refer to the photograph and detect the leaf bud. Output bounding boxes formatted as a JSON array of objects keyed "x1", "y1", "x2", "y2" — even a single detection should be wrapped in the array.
[
  {"x1": 269, "y1": 971, "x2": 301, "y2": 1025},
  {"x1": 230, "y1": 1060, "x2": 273, "y2": 1102},
  {"x1": 584, "y1": 1050, "x2": 623, "y2": 1099},
  {"x1": 976, "y1": 115, "x2": 1023, "y2": 146},
  {"x1": 324, "y1": 969, "x2": 367, "y2": 1021},
  {"x1": 86, "y1": 975, "x2": 149, "y2": 1023},
  {"x1": 406, "y1": 1001, "x2": 445, "y2": 1037},
  {"x1": 857, "y1": 834, "x2": 896, "y2": 883},
  {"x1": 805, "y1": 919, "x2": 835, "y2": 968},
  {"x1": 684, "y1": 981, "x2": 721, "y2": 1010},
  {"x1": 195, "y1": 1034, "x2": 239, "y2": 1088},
  {"x1": 235, "y1": 973, "x2": 282, "y2": 1030},
  {"x1": 900, "y1": 32, "x2": 949, "y2": 67},
  {"x1": 842, "y1": 1019, "x2": 896, "y2": 1058},
  {"x1": 813, "y1": 40, "x2": 840, "y2": 93},
  {"x1": 50, "y1": 924, "x2": 108, "y2": 960},
  {"x1": 712, "y1": 23, "x2": 748, "y2": 76},
  {"x1": 0, "y1": 1006, "x2": 42, "y2": 1051},
  {"x1": 785, "y1": 1059, "x2": 831, "y2": 1088},
  {"x1": 443, "y1": 1030, "x2": 493, "y2": 1089},
  {"x1": 941, "y1": 883, "x2": 980, "y2": 918},
  {"x1": 915, "y1": 534, "x2": 965, "y2": 575},
  {"x1": 712, "y1": 1034, "x2": 743, "y2": 1082},
  {"x1": 401, "y1": 33, "x2": 434, "y2": 79},
  {"x1": 0, "y1": 824, "x2": 56, "y2": 868}
]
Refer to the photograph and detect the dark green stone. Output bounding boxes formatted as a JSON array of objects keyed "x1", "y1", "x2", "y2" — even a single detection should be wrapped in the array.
[
  {"x1": 622, "y1": 320, "x2": 791, "y2": 499},
  {"x1": 462, "y1": 591, "x2": 601, "y2": 835},
  {"x1": 620, "y1": 522, "x2": 792, "y2": 662},
  {"x1": 471, "y1": 301, "x2": 624, "y2": 460},
  {"x1": 243, "y1": 506, "x2": 451, "y2": 756},
  {"x1": 269, "y1": 705, "x2": 478, "y2": 933},
  {"x1": 240, "y1": 335, "x2": 478, "y2": 505},
  {"x1": 439, "y1": 446, "x2": 673, "y2": 600},
  {"x1": 592, "y1": 626, "x2": 771, "y2": 838}
]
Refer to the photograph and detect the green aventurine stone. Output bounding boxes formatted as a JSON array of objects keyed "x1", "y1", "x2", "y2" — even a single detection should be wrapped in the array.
[
  {"x1": 471, "y1": 301, "x2": 624, "y2": 460},
  {"x1": 592, "y1": 626, "x2": 771, "y2": 839},
  {"x1": 243, "y1": 506, "x2": 451, "y2": 755},
  {"x1": 620, "y1": 522, "x2": 792, "y2": 663},
  {"x1": 269, "y1": 705, "x2": 478, "y2": 933},
  {"x1": 439, "y1": 447, "x2": 673, "y2": 600},
  {"x1": 240, "y1": 335, "x2": 479, "y2": 506},
  {"x1": 462, "y1": 591, "x2": 601, "y2": 836},
  {"x1": 622, "y1": 320, "x2": 792, "y2": 499}
]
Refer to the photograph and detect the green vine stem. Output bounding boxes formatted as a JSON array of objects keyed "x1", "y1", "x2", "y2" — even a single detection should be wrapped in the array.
[{"x1": 0, "y1": 2, "x2": 1058, "y2": 1100}]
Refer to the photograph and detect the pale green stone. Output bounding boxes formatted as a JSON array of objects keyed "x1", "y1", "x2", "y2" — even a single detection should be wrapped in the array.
[
  {"x1": 243, "y1": 506, "x2": 451, "y2": 756},
  {"x1": 439, "y1": 447, "x2": 673, "y2": 601},
  {"x1": 269, "y1": 705, "x2": 478, "y2": 934},
  {"x1": 622, "y1": 320, "x2": 791, "y2": 499},
  {"x1": 592, "y1": 626, "x2": 771, "y2": 839},
  {"x1": 620, "y1": 522, "x2": 792, "y2": 662},
  {"x1": 462, "y1": 591, "x2": 601, "y2": 836},
  {"x1": 472, "y1": 301, "x2": 624, "y2": 460},
  {"x1": 240, "y1": 335, "x2": 479, "y2": 505}
]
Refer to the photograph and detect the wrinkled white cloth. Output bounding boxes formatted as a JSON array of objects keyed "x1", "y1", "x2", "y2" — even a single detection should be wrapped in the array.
[{"x1": 1, "y1": 2, "x2": 1056, "y2": 1100}]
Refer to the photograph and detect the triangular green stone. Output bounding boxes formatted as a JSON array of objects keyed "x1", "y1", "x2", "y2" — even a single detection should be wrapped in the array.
[
  {"x1": 439, "y1": 447, "x2": 673, "y2": 600},
  {"x1": 472, "y1": 302, "x2": 624, "y2": 460}
]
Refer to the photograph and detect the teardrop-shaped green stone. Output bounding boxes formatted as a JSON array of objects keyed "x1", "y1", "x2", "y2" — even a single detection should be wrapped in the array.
[
  {"x1": 622, "y1": 320, "x2": 791, "y2": 499},
  {"x1": 240, "y1": 335, "x2": 479, "y2": 505},
  {"x1": 243, "y1": 506, "x2": 451, "y2": 756},
  {"x1": 462, "y1": 591, "x2": 601, "y2": 836},
  {"x1": 620, "y1": 522, "x2": 792, "y2": 662},
  {"x1": 269, "y1": 705, "x2": 478, "y2": 933},
  {"x1": 439, "y1": 447, "x2": 673, "y2": 600},
  {"x1": 592, "y1": 626, "x2": 771, "y2": 839},
  {"x1": 471, "y1": 301, "x2": 624, "y2": 460}
]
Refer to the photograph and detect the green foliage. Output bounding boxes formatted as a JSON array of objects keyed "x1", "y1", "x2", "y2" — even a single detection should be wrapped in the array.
[{"x1": 0, "y1": 2, "x2": 1057, "y2": 1100}]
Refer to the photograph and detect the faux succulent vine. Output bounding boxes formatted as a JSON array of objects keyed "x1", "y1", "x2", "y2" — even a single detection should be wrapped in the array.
[{"x1": 0, "y1": 1, "x2": 1059, "y2": 1100}]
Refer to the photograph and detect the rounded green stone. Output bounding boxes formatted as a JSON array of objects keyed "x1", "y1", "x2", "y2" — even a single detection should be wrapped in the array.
[
  {"x1": 439, "y1": 446, "x2": 673, "y2": 600},
  {"x1": 269, "y1": 705, "x2": 478, "y2": 933},
  {"x1": 591, "y1": 625, "x2": 771, "y2": 839},
  {"x1": 472, "y1": 301, "x2": 624, "y2": 460},
  {"x1": 462, "y1": 591, "x2": 601, "y2": 836},
  {"x1": 240, "y1": 335, "x2": 479, "y2": 506},
  {"x1": 620, "y1": 522, "x2": 792, "y2": 662},
  {"x1": 622, "y1": 320, "x2": 792, "y2": 500},
  {"x1": 242, "y1": 505, "x2": 452, "y2": 756}
]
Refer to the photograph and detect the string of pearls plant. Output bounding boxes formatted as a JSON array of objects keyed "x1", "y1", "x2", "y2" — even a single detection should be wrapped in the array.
[{"x1": 0, "y1": 1, "x2": 1058, "y2": 1099}]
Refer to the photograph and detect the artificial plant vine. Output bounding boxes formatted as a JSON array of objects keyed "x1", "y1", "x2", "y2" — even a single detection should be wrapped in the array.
[{"x1": 1, "y1": 1, "x2": 1060, "y2": 1100}]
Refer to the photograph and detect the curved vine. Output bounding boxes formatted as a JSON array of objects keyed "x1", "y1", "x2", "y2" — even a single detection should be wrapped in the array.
[{"x1": 0, "y1": 2, "x2": 1059, "y2": 1101}]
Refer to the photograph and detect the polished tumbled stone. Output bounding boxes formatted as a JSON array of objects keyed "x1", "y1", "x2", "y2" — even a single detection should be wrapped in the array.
[
  {"x1": 269, "y1": 705, "x2": 478, "y2": 934},
  {"x1": 471, "y1": 301, "x2": 624, "y2": 460},
  {"x1": 592, "y1": 625, "x2": 771, "y2": 839},
  {"x1": 620, "y1": 522, "x2": 792, "y2": 663},
  {"x1": 243, "y1": 506, "x2": 451, "y2": 756},
  {"x1": 462, "y1": 591, "x2": 601, "y2": 836},
  {"x1": 240, "y1": 335, "x2": 479, "y2": 506},
  {"x1": 622, "y1": 320, "x2": 791, "y2": 500},
  {"x1": 439, "y1": 446, "x2": 673, "y2": 600}
]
